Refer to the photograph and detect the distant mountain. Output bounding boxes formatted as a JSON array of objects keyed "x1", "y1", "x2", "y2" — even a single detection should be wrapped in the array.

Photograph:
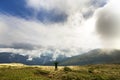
[
  {"x1": 0, "y1": 52, "x2": 67, "y2": 65},
  {"x1": 0, "y1": 52, "x2": 28, "y2": 64},
  {"x1": 59, "y1": 49, "x2": 120, "y2": 65},
  {"x1": 1, "y1": 49, "x2": 120, "y2": 65}
]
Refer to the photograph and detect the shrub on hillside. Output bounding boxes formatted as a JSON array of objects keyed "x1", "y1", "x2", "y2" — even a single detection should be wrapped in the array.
[
  {"x1": 34, "y1": 69, "x2": 50, "y2": 75},
  {"x1": 63, "y1": 66, "x2": 72, "y2": 72}
]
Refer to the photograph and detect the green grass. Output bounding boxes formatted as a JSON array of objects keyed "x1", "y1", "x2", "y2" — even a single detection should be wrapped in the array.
[
  {"x1": 0, "y1": 66, "x2": 50, "y2": 80},
  {"x1": 0, "y1": 64, "x2": 120, "y2": 80}
]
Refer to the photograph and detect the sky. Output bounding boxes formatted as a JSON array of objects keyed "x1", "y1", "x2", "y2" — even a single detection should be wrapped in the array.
[{"x1": 0, "y1": 0, "x2": 120, "y2": 59}]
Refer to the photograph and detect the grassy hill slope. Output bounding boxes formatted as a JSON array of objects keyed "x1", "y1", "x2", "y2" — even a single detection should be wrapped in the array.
[
  {"x1": 60, "y1": 49, "x2": 120, "y2": 65},
  {"x1": 0, "y1": 63, "x2": 120, "y2": 80}
]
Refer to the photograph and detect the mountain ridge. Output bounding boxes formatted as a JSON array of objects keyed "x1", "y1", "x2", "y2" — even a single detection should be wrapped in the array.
[
  {"x1": 59, "y1": 49, "x2": 120, "y2": 65},
  {"x1": 0, "y1": 49, "x2": 120, "y2": 65}
]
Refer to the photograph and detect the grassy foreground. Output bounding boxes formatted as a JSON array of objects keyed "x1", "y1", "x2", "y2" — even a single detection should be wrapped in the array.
[{"x1": 0, "y1": 63, "x2": 120, "y2": 80}]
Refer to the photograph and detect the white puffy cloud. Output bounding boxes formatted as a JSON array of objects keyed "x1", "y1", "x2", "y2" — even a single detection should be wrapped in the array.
[
  {"x1": 0, "y1": 12, "x2": 101, "y2": 58},
  {"x1": 0, "y1": 13, "x2": 101, "y2": 48},
  {"x1": 0, "y1": 0, "x2": 110, "y2": 58},
  {"x1": 26, "y1": 0, "x2": 89, "y2": 12}
]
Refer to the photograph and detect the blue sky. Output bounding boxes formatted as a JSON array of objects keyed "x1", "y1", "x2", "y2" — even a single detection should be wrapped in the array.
[
  {"x1": 0, "y1": 0, "x2": 32, "y2": 19},
  {"x1": 0, "y1": 0, "x2": 67, "y2": 23}
]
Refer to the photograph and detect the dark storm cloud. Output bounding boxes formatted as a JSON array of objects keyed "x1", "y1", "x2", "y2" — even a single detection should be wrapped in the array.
[
  {"x1": 96, "y1": 9, "x2": 120, "y2": 38},
  {"x1": 0, "y1": 43, "x2": 37, "y2": 50},
  {"x1": 95, "y1": 0, "x2": 120, "y2": 50}
]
